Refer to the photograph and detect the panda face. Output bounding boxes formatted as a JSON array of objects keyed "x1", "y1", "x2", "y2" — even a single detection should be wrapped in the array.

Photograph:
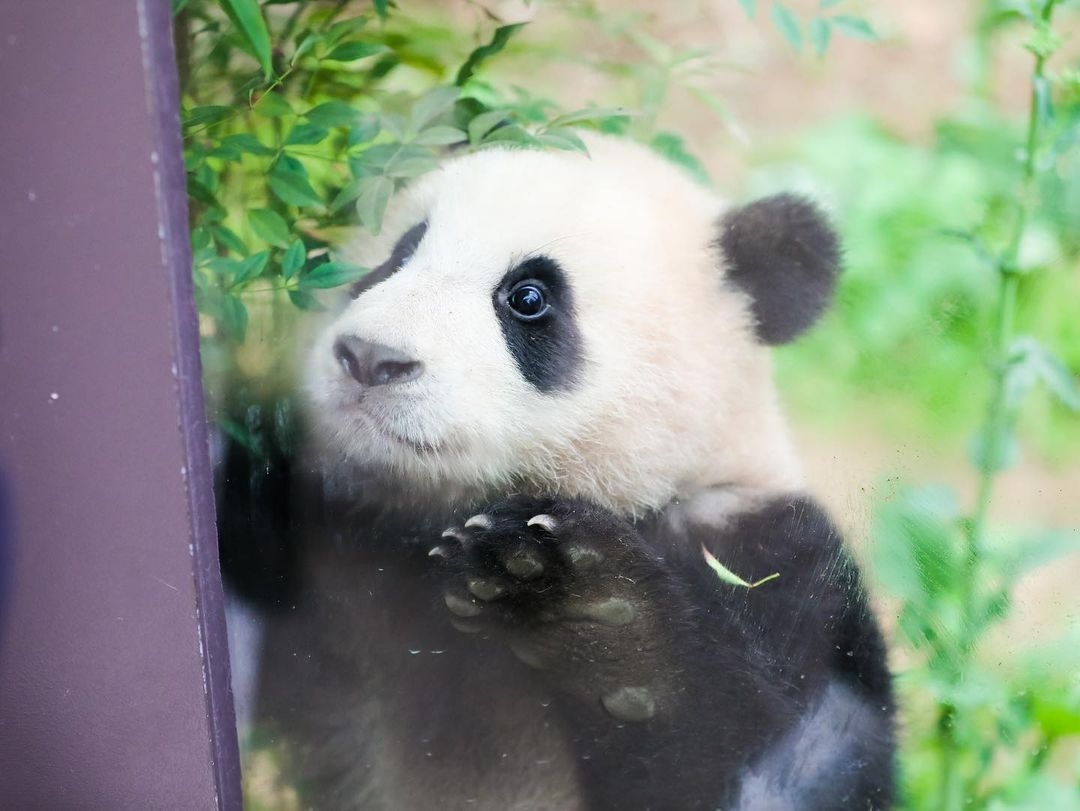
[{"x1": 306, "y1": 137, "x2": 828, "y2": 513}]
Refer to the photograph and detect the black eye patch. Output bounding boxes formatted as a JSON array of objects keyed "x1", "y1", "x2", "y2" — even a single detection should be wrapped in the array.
[
  {"x1": 349, "y1": 220, "x2": 429, "y2": 298},
  {"x1": 493, "y1": 256, "x2": 583, "y2": 392}
]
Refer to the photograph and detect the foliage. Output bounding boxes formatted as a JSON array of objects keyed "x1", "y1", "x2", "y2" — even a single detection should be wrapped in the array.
[{"x1": 178, "y1": 0, "x2": 631, "y2": 359}]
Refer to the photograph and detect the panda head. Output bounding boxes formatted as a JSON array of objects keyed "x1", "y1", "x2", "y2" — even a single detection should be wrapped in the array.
[{"x1": 306, "y1": 135, "x2": 839, "y2": 514}]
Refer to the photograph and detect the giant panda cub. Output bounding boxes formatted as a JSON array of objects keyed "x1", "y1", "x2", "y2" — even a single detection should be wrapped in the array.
[{"x1": 251, "y1": 134, "x2": 895, "y2": 810}]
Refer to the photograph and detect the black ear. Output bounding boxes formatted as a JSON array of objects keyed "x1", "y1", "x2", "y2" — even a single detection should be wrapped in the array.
[{"x1": 717, "y1": 194, "x2": 841, "y2": 345}]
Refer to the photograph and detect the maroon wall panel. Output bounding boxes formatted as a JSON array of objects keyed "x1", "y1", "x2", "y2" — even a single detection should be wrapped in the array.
[{"x1": 0, "y1": 2, "x2": 240, "y2": 807}]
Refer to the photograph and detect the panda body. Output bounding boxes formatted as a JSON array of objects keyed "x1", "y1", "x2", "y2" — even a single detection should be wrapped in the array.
[{"x1": 244, "y1": 135, "x2": 895, "y2": 810}]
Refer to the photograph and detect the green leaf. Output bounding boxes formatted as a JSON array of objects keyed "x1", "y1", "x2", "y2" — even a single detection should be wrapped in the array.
[
  {"x1": 373, "y1": 0, "x2": 390, "y2": 21},
  {"x1": 183, "y1": 105, "x2": 232, "y2": 132},
  {"x1": 809, "y1": 17, "x2": 832, "y2": 57},
  {"x1": 281, "y1": 239, "x2": 306, "y2": 280},
  {"x1": 218, "y1": 133, "x2": 274, "y2": 156},
  {"x1": 831, "y1": 14, "x2": 878, "y2": 40},
  {"x1": 1003, "y1": 530, "x2": 1080, "y2": 579},
  {"x1": 481, "y1": 125, "x2": 536, "y2": 146},
  {"x1": 253, "y1": 91, "x2": 293, "y2": 118},
  {"x1": 414, "y1": 126, "x2": 468, "y2": 146},
  {"x1": 291, "y1": 32, "x2": 323, "y2": 64},
  {"x1": 349, "y1": 115, "x2": 381, "y2": 145},
  {"x1": 737, "y1": 0, "x2": 757, "y2": 18},
  {"x1": 548, "y1": 106, "x2": 633, "y2": 129},
  {"x1": 968, "y1": 426, "x2": 1020, "y2": 474},
  {"x1": 702, "y1": 544, "x2": 779, "y2": 588},
  {"x1": 248, "y1": 209, "x2": 292, "y2": 248},
  {"x1": 872, "y1": 486, "x2": 962, "y2": 610},
  {"x1": 455, "y1": 23, "x2": 527, "y2": 86},
  {"x1": 771, "y1": 3, "x2": 802, "y2": 51},
  {"x1": 285, "y1": 122, "x2": 330, "y2": 146},
  {"x1": 355, "y1": 175, "x2": 394, "y2": 234},
  {"x1": 220, "y1": 0, "x2": 273, "y2": 79},
  {"x1": 329, "y1": 178, "x2": 365, "y2": 213},
  {"x1": 538, "y1": 128, "x2": 589, "y2": 153},
  {"x1": 325, "y1": 41, "x2": 387, "y2": 62},
  {"x1": 1007, "y1": 337, "x2": 1080, "y2": 411},
  {"x1": 409, "y1": 87, "x2": 461, "y2": 134},
  {"x1": 268, "y1": 167, "x2": 324, "y2": 209},
  {"x1": 220, "y1": 293, "x2": 249, "y2": 342},
  {"x1": 304, "y1": 100, "x2": 357, "y2": 128},
  {"x1": 300, "y1": 260, "x2": 370, "y2": 289},
  {"x1": 210, "y1": 225, "x2": 247, "y2": 255},
  {"x1": 1033, "y1": 75, "x2": 1054, "y2": 127},
  {"x1": 384, "y1": 154, "x2": 439, "y2": 178},
  {"x1": 819, "y1": 0, "x2": 844, "y2": 8},
  {"x1": 287, "y1": 288, "x2": 324, "y2": 311},
  {"x1": 234, "y1": 250, "x2": 270, "y2": 283},
  {"x1": 467, "y1": 110, "x2": 509, "y2": 144}
]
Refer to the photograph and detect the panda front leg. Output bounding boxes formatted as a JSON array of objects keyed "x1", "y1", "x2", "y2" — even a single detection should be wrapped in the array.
[{"x1": 432, "y1": 496, "x2": 785, "y2": 810}]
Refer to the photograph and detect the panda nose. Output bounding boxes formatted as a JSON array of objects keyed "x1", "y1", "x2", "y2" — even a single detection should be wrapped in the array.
[{"x1": 333, "y1": 336, "x2": 424, "y2": 388}]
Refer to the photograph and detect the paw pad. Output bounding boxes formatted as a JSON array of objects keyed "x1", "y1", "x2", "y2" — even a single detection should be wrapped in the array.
[
  {"x1": 467, "y1": 577, "x2": 507, "y2": 602},
  {"x1": 444, "y1": 592, "x2": 483, "y2": 618},
  {"x1": 502, "y1": 549, "x2": 544, "y2": 580},
  {"x1": 566, "y1": 597, "x2": 636, "y2": 627},
  {"x1": 601, "y1": 686, "x2": 656, "y2": 722}
]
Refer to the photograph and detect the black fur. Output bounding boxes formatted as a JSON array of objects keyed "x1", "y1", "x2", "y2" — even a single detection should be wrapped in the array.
[
  {"x1": 718, "y1": 194, "x2": 841, "y2": 345},
  {"x1": 246, "y1": 483, "x2": 895, "y2": 809},
  {"x1": 349, "y1": 220, "x2": 429, "y2": 298},
  {"x1": 493, "y1": 256, "x2": 583, "y2": 392}
]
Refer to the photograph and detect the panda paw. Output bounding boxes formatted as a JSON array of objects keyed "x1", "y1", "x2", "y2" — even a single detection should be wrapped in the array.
[{"x1": 431, "y1": 497, "x2": 673, "y2": 721}]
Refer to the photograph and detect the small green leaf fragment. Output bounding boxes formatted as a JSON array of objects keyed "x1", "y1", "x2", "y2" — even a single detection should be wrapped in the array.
[
  {"x1": 548, "y1": 106, "x2": 634, "y2": 129},
  {"x1": 702, "y1": 544, "x2": 779, "y2": 589},
  {"x1": 738, "y1": 0, "x2": 757, "y2": 18}
]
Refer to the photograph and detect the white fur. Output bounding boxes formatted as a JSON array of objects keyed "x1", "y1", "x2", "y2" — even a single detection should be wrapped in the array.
[{"x1": 305, "y1": 135, "x2": 803, "y2": 515}]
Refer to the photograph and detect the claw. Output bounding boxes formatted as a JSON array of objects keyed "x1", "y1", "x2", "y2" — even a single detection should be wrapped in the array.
[
  {"x1": 526, "y1": 514, "x2": 558, "y2": 532},
  {"x1": 428, "y1": 545, "x2": 450, "y2": 559},
  {"x1": 464, "y1": 514, "x2": 493, "y2": 530},
  {"x1": 441, "y1": 527, "x2": 467, "y2": 542}
]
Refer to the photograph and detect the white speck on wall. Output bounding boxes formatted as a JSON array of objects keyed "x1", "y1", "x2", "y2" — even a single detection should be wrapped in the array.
[
  {"x1": 49, "y1": 392, "x2": 59, "y2": 402},
  {"x1": 150, "y1": 150, "x2": 159, "y2": 164},
  {"x1": 27, "y1": 189, "x2": 36, "y2": 202},
  {"x1": 51, "y1": 325, "x2": 59, "y2": 333},
  {"x1": 180, "y1": 465, "x2": 187, "y2": 478}
]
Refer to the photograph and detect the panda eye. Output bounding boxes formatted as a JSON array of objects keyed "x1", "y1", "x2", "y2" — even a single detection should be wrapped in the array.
[{"x1": 507, "y1": 281, "x2": 550, "y2": 320}]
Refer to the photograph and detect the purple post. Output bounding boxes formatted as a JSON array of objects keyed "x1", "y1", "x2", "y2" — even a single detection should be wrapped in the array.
[{"x1": 0, "y1": 2, "x2": 241, "y2": 807}]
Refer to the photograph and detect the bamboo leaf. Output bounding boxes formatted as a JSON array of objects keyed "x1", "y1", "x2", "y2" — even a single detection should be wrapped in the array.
[
  {"x1": 831, "y1": 14, "x2": 878, "y2": 41},
  {"x1": 282, "y1": 240, "x2": 306, "y2": 280},
  {"x1": 810, "y1": 17, "x2": 832, "y2": 57},
  {"x1": 248, "y1": 209, "x2": 292, "y2": 248},
  {"x1": 300, "y1": 260, "x2": 370, "y2": 289},
  {"x1": 771, "y1": 3, "x2": 803, "y2": 51},
  {"x1": 455, "y1": 24, "x2": 527, "y2": 86},
  {"x1": 219, "y1": 0, "x2": 273, "y2": 79},
  {"x1": 702, "y1": 544, "x2": 779, "y2": 589},
  {"x1": 356, "y1": 175, "x2": 394, "y2": 234}
]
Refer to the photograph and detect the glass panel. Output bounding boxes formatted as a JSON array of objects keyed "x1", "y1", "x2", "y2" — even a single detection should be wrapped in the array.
[{"x1": 181, "y1": 2, "x2": 1080, "y2": 808}]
